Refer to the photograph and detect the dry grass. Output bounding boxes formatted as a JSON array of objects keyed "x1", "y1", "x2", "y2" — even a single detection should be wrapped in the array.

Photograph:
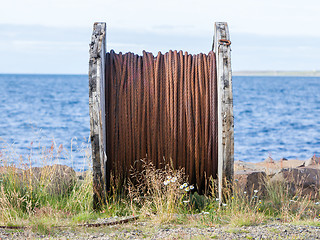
[
  {"x1": 1, "y1": 140, "x2": 320, "y2": 232},
  {"x1": 128, "y1": 159, "x2": 193, "y2": 223},
  {"x1": 0, "y1": 139, "x2": 93, "y2": 230},
  {"x1": 201, "y1": 174, "x2": 320, "y2": 227}
]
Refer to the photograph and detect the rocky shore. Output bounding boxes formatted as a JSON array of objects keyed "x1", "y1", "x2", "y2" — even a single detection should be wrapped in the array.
[
  {"x1": 235, "y1": 155, "x2": 320, "y2": 198},
  {"x1": 1, "y1": 155, "x2": 320, "y2": 239},
  {"x1": 2, "y1": 154, "x2": 319, "y2": 197}
]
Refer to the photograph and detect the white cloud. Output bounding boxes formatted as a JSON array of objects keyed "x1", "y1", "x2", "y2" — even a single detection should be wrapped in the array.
[
  {"x1": 1, "y1": 0, "x2": 320, "y2": 73},
  {"x1": 1, "y1": 0, "x2": 320, "y2": 36},
  {"x1": 12, "y1": 40, "x2": 87, "y2": 52}
]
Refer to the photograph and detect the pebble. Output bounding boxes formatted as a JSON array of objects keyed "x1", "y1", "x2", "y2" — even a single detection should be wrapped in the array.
[{"x1": 1, "y1": 223, "x2": 320, "y2": 239}]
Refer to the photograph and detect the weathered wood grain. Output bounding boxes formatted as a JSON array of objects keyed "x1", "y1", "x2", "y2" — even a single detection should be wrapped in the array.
[
  {"x1": 213, "y1": 22, "x2": 234, "y2": 203},
  {"x1": 89, "y1": 22, "x2": 106, "y2": 209}
]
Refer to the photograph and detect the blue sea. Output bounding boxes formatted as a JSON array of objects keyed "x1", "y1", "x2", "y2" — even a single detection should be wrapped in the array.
[{"x1": 0, "y1": 74, "x2": 319, "y2": 170}]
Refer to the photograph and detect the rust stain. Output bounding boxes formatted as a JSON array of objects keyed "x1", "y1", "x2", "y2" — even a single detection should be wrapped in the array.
[
  {"x1": 105, "y1": 51, "x2": 218, "y2": 193},
  {"x1": 219, "y1": 39, "x2": 231, "y2": 46}
]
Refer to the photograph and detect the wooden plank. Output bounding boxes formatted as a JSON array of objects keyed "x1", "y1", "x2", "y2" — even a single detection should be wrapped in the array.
[
  {"x1": 89, "y1": 22, "x2": 106, "y2": 209},
  {"x1": 213, "y1": 22, "x2": 234, "y2": 203}
]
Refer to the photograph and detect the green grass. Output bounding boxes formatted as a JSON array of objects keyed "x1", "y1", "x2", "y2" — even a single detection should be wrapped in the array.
[{"x1": 1, "y1": 140, "x2": 320, "y2": 235}]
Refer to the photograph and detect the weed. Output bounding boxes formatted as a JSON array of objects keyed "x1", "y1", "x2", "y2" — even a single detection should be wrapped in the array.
[
  {"x1": 128, "y1": 159, "x2": 194, "y2": 223},
  {"x1": 0, "y1": 139, "x2": 95, "y2": 228},
  {"x1": 1, "y1": 139, "x2": 320, "y2": 234}
]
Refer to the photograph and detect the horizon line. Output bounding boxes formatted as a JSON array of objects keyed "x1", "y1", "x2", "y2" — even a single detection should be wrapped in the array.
[{"x1": 1, "y1": 70, "x2": 320, "y2": 77}]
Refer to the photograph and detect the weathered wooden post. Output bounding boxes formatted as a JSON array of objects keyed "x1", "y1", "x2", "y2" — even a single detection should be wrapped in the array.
[
  {"x1": 213, "y1": 22, "x2": 234, "y2": 202},
  {"x1": 89, "y1": 22, "x2": 107, "y2": 209}
]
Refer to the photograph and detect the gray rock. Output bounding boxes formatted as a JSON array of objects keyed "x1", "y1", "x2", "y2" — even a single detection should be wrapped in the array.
[
  {"x1": 304, "y1": 155, "x2": 320, "y2": 167},
  {"x1": 270, "y1": 167, "x2": 320, "y2": 198},
  {"x1": 23, "y1": 164, "x2": 76, "y2": 195},
  {"x1": 234, "y1": 171, "x2": 266, "y2": 196}
]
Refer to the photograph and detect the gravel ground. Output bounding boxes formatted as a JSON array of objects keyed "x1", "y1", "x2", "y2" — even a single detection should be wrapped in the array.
[{"x1": 1, "y1": 222, "x2": 320, "y2": 239}]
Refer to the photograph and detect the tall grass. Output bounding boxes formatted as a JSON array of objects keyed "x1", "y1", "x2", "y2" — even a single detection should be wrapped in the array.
[
  {"x1": 202, "y1": 175, "x2": 320, "y2": 227},
  {"x1": 1, "y1": 140, "x2": 320, "y2": 231},
  {"x1": 127, "y1": 160, "x2": 193, "y2": 223},
  {"x1": 0, "y1": 139, "x2": 93, "y2": 229}
]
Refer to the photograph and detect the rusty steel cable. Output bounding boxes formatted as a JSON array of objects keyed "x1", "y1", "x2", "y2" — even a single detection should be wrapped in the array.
[{"x1": 105, "y1": 50, "x2": 217, "y2": 192}]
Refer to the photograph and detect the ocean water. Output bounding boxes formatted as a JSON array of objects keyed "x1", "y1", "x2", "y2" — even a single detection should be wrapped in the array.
[
  {"x1": 234, "y1": 76, "x2": 320, "y2": 161},
  {"x1": 0, "y1": 74, "x2": 90, "y2": 170},
  {"x1": 0, "y1": 74, "x2": 319, "y2": 170}
]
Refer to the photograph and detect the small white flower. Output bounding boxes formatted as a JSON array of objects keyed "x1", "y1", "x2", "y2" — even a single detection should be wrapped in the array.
[
  {"x1": 171, "y1": 177, "x2": 177, "y2": 183},
  {"x1": 215, "y1": 198, "x2": 219, "y2": 201},
  {"x1": 164, "y1": 180, "x2": 170, "y2": 186},
  {"x1": 189, "y1": 185, "x2": 194, "y2": 190},
  {"x1": 180, "y1": 183, "x2": 188, "y2": 189},
  {"x1": 244, "y1": 191, "x2": 247, "y2": 194},
  {"x1": 315, "y1": 202, "x2": 320, "y2": 205},
  {"x1": 183, "y1": 200, "x2": 190, "y2": 203},
  {"x1": 167, "y1": 176, "x2": 172, "y2": 180},
  {"x1": 254, "y1": 190, "x2": 258, "y2": 193},
  {"x1": 222, "y1": 203, "x2": 227, "y2": 207},
  {"x1": 185, "y1": 186, "x2": 190, "y2": 192}
]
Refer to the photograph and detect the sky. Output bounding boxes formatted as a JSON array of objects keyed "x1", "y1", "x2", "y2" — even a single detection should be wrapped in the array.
[{"x1": 1, "y1": 0, "x2": 320, "y2": 74}]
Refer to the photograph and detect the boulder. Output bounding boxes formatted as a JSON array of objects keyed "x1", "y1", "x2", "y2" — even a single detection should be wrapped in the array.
[
  {"x1": 23, "y1": 164, "x2": 76, "y2": 195},
  {"x1": 303, "y1": 155, "x2": 320, "y2": 167},
  {"x1": 234, "y1": 160, "x2": 268, "y2": 172},
  {"x1": 0, "y1": 166, "x2": 23, "y2": 176},
  {"x1": 0, "y1": 166, "x2": 23, "y2": 186},
  {"x1": 234, "y1": 171, "x2": 266, "y2": 196},
  {"x1": 76, "y1": 170, "x2": 90, "y2": 181},
  {"x1": 270, "y1": 167, "x2": 320, "y2": 198},
  {"x1": 251, "y1": 159, "x2": 305, "y2": 176},
  {"x1": 234, "y1": 160, "x2": 257, "y2": 171}
]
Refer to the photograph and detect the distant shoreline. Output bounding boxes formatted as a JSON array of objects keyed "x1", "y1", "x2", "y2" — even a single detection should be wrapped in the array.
[
  {"x1": 233, "y1": 71, "x2": 320, "y2": 77},
  {"x1": 1, "y1": 71, "x2": 320, "y2": 77}
]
